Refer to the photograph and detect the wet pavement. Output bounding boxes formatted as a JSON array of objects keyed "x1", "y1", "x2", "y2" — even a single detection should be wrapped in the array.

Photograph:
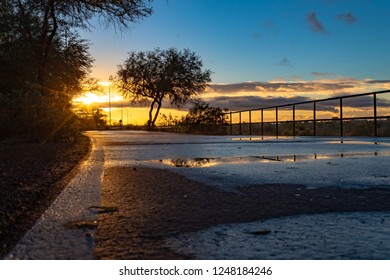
[
  {"x1": 97, "y1": 131, "x2": 390, "y2": 190},
  {"x1": 6, "y1": 131, "x2": 390, "y2": 259},
  {"x1": 167, "y1": 211, "x2": 390, "y2": 259}
]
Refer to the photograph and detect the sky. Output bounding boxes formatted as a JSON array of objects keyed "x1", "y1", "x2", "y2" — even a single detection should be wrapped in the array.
[{"x1": 76, "y1": 0, "x2": 390, "y2": 123}]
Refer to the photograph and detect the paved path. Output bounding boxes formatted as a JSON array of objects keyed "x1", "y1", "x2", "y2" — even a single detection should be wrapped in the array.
[
  {"x1": 6, "y1": 139, "x2": 104, "y2": 259},
  {"x1": 168, "y1": 211, "x2": 390, "y2": 259},
  {"x1": 6, "y1": 131, "x2": 390, "y2": 259}
]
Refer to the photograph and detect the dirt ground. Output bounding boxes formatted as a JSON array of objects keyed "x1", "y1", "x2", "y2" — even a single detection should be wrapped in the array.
[{"x1": 0, "y1": 135, "x2": 91, "y2": 259}]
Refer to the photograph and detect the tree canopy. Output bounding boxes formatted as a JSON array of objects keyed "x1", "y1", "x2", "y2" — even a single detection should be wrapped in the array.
[
  {"x1": 0, "y1": 0, "x2": 153, "y2": 141},
  {"x1": 116, "y1": 48, "x2": 212, "y2": 128}
]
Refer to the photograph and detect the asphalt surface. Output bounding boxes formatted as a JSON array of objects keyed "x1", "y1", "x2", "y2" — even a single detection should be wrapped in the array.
[{"x1": 6, "y1": 131, "x2": 390, "y2": 259}]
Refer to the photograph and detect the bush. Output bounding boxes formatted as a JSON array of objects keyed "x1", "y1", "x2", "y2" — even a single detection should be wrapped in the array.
[{"x1": 0, "y1": 90, "x2": 80, "y2": 142}]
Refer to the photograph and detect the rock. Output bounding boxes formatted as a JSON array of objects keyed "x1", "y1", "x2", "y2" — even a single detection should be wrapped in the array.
[
  {"x1": 88, "y1": 205, "x2": 119, "y2": 214},
  {"x1": 249, "y1": 229, "x2": 272, "y2": 235},
  {"x1": 63, "y1": 220, "x2": 98, "y2": 230}
]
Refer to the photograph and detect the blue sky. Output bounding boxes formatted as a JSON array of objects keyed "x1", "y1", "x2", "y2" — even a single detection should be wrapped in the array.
[{"x1": 79, "y1": 0, "x2": 390, "y2": 113}]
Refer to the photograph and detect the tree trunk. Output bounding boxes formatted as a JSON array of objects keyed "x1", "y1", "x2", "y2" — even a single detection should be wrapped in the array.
[
  {"x1": 151, "y1": 101, "x2": 162, "y2": 127},
  {"x1": 38, "y1": 0, "x2": 58, "y2": 95},
  {"x1": 147, "y1": 100, "x2": 156, "y2": 129}
]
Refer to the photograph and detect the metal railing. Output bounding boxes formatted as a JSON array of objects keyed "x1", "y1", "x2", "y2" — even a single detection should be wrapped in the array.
[{"x1": 227, "y1": 90, "x2": 390, "y2": 137}]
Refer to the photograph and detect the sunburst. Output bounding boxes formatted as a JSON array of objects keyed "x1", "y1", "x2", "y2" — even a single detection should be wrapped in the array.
[{"x1": 73, "y1": 92, "x2": 107, "y2": 105}]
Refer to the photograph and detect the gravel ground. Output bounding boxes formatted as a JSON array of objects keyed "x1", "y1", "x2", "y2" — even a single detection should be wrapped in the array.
[
  {"x1": 0, "y1": 135, "x2": 91, "y2": 259},
  {"x1": 95, "y1": 166, "x2": 390, "y2": 260}
]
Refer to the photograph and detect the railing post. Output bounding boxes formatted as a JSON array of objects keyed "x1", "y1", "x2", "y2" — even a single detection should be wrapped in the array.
[
  {"x1": 275, "y1": 107, "x2": 279, "y2": 137},
  {"x1": 340, "y1": 98, "x2": 343, "y2": 137},
  {"x1": 293, "y1": 104, "x2": 296, "y2": 137},
  {"x1": 261, "y1": 109, "x2": 264, "y2": 136},
  {"x1": 249, "y1": 110, "x2": 252, "y2": 135},
  {"x1": 374, "y1": 93, "x2": 378, "y2": 137},
  {"x1": 230, "y1": 112, "x2": 233, "y2": 135},
  {"x1": 239, "y1": 111, "x2": 242, "y2": 135},
  {"x1": 313, "y1": 101, "x2": 317, "y2": 136}
]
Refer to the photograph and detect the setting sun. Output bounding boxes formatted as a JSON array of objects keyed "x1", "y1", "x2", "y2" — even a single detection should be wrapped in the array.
[
  {"x1": 73, "y1": 90, "x2": 125, "y2": 105},
  {"x1": 73, "y1": 92, "x2": 107, "y2": 105}
]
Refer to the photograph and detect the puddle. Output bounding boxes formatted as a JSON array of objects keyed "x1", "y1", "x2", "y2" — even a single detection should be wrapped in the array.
[
  {"x1": 99, "y1": 132, "x2": 390, "y2": 190},
  {"x1": 152, "y1": 158, "x2": 218, "y2": 168},
  {"x1": 328, "y1": 140, "x2": 389, "y2": 145},
  {"x1": 231, "y1": 137, "x2": 304, "y2": 143},
  {"x1": 232, "y1": 137, "x2": 270, "y2": 141},
  {"x1": 150, "y1": 151, "x2": 390, "y2": 168}
]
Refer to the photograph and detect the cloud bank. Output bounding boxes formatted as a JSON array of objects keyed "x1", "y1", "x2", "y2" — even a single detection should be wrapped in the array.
[
  {"x1": 205, "y1": 80, "x2": 390, "y2": 111},
  {"x1": 106, "y1": 80, "x2": 390, "y2": 114},
  {"x1": 208, "y1": 80, "x2": 356, "y2": 95}
]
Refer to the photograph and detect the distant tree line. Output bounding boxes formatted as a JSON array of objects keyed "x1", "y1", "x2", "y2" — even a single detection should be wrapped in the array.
[
  {"x1": 156, "y1": 101, "x2": 229, "y2": 135},
  {"x1": 232, "y1": 119, "x2": 390, "y2": 137},
  {"x1": 0, "y1": 0, "x2": 152, "y2": 141}
]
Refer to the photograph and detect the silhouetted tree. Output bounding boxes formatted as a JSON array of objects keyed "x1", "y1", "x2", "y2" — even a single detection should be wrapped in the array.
[
  {"x1": 177, "y1": 101, "x2": 229, "y2": 134},
  {"x1": 116, "y1": 48, "x2": 212, "y2": 128},
  {"x1": 158, "y1": 113, "x2": 180, "y2": 127},
  {"x1": 0, "y1": 12, "x2": 93, "y2": 140},
  {"x1": 0, "y1": 0, "x2": 152, "y2": 140},
  {"x1": 183, "y1": 101, "x2": 228, "y2": 126},
  {"x1": 1, "y1": 0, "x2": 153, "y2": 93},
  {"x1": 75, "y1": 105, "x2": 107, "y2": 130}
]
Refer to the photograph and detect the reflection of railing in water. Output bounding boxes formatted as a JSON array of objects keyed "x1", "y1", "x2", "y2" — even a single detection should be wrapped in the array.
[
  {"x1": 256, "y1": 152, "x2": 383, "y2": 162},
  {"x1": 227, "y1": 90, "x2": 390, "y2": 137}
]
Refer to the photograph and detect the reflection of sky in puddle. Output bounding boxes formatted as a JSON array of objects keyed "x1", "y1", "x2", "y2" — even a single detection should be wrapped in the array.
[
  {"x1": 150, "y1": 151, "x2": 390, "y2": 168},
  {"x1": 166, "y1": 211, "x2": 390, "y2": 259},
  {"x1": 231, "y1": 137, "x2": 268, "y2": 141},
  {"x1": 97, "y1": 132, "x2": 390, "y2": 190},
  {"x1": 232, "y1": 137, "x2": 390, "y2": 146},
  {"x1": 328, "y1": 140, "x2": 390, "y2": 146}
]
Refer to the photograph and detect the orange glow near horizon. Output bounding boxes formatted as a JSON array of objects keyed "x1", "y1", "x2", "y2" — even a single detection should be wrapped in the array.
[
  {"x1": 72, "y1": 79, "x2": 389, "y2": 126},
  {"x1": 72, "y1": 86, "x2": 188, "y2": 126},
  {"x1": 100, "y1": 107, "x2": 188, "y2": 125},
  {"x1": 73, "y1": 87, "x2": 124, "y2": 106},
  {"x1": 73, "y1": 92, "x2": 108, "y2": 105}
]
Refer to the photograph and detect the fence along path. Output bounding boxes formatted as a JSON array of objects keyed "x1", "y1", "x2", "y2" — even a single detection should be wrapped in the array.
[{"x1": 227, "y1": 90, "x2": 390, "y2": 137}]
